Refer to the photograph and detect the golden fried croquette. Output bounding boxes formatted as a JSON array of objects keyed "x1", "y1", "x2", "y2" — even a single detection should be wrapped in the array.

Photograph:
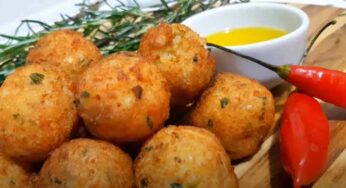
[
  {"x1": 0, "y1": 64, "x2": 77, "y2": 162},
  {"x1": 0, "y1": 154, "x2": 33, "y2": 188},
  {"x1": 77, "y1": 52, "x2": 170, "y2": 143},
  {"x1": 134, "y1": 126, "x2": 238, "y2": 188},
  {"x1": 191, "y1": 73, "x2": 275, "y2": 159},
  {"x1": 26, "y1": 30, "x2": 102, "y2": 79},
  {"x1": 37, "y1": 139, "x2": 133, "y2": 188},
  {"x1": 139, "y1": 23, "x2": 215, "y2": 106}
]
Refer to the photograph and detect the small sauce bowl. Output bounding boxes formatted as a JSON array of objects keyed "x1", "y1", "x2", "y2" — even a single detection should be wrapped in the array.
[{"x1": 182, "y1": 3, "x2": 309, "y2": 88}]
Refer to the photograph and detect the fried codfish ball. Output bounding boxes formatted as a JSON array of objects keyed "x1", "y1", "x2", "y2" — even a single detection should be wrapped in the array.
[
  {"x1": 77, "y1": 52, "x2": 170, "y2": 143},
  {"x1": 37, "y1": 139, "x2": 133, "y2": 188},
  {"x1": 26, "y1": 30, "x2": 102, "y2": 79},
  {"x1": 0, "y1": 154, "x2": 33, "y2": 188},
  {"x1": 190, "y1": 73, "x2": 275, "y2": 159},
  {"x1": 0, "y1": 64, "x2": 77, "y2": 162},
  {"x1": 139, "y1": 23, "x2": 215, "y2": 106},
  {"x1": 134, "y1": 126, "x2": 238, "y2": 188}
]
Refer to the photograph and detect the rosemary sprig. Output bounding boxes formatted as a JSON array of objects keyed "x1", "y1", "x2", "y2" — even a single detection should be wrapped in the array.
[{"x1": 0, "y1": 0, "x2": 232, "y2": 84}]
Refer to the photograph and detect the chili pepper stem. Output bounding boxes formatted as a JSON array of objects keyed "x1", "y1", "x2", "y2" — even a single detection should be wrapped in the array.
[{"x1": 277, "y1": 65, "x2": 291, "y2": 79}]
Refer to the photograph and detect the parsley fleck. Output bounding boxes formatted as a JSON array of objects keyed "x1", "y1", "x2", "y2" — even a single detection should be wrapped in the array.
[
  {"x1": 9, "y1": 179, "x2": 16, "y2": 185},
  {"x1": 132, "y1": 85, "x2": 143, "y2": 99},
  {"x1": 146, "y1": 116, "x2": 153, "y2": 129},
  {"x1": 258, "y1": 96, "x2": 267, "y2": 120},
  {"x1": 30, "y1": 73, "x2": 44, "y2": 85},
  {"x1": 220, "y1": 97, "x2": 229, "y2": 108},
  {"x1": 80, "y1": 59, "x2": 92, "y2": 67},
  {"x1": 81, "y1": 91, "x2": 90, "y2": 98},
  {"x1": 174, "y1": 156, "x2": 182, "y2": 163},
  {"x1": 171, "y1": 182, "x2": 183, "y2": 188},
  {"x1": 50, "y1": 177, "x2": 63, "y2": 185},
  {"x1": 192, "y1": 55, "x2": 198, "y2": 64},
  {"x1": 143, "y1": 146, "x2": 153, "y2": 152},
  {"x1": 207, "y1": 119, "x2": 213, "y2": 128}
]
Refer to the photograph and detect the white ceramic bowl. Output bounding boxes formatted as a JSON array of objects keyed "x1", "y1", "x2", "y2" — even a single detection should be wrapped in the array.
[{"x1": 182, "y1": 3, "x2": 309, "y2": 88}]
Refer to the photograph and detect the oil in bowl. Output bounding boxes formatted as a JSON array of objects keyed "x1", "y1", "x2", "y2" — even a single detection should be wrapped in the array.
[{"x1": 206, "y1": 27, "x2": 287, "y2": 46}]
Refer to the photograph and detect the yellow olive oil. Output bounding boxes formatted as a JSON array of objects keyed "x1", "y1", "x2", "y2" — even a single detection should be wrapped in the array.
[{"x1": 206, "y1": 27, "x2": 287, "y2": 46}]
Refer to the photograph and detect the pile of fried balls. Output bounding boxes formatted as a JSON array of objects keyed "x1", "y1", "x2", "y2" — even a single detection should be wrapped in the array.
[{"x1": 0, "y1": 23, "x2": 274, "y2": 188}]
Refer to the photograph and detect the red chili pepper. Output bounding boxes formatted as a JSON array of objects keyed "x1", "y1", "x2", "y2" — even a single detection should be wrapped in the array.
[
  {"x1": 278, "y1": 65, "x2": 346, "y2": 108},
  {"x1": 280, "y1": 92, "x2": 329, "y2": 188}
]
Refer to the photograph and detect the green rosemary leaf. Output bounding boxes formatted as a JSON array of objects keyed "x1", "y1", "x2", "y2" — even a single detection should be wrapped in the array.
[
  {"x1": 0, "y1": 34, "x2": 32, "y2": 42},
  {"x1": 0, "y1": 44, "x2": 8, "y2": 49},
  {"x1": 22, "y1": 19, "x2": 53, "y2": 30},
  {"x1": 160, "y1": 0, "x2": 172, "y2": 11}
]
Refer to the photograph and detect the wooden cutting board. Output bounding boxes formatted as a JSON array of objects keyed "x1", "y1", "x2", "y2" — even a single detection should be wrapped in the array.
[{"x1": 234, "y1": 4, "x2": 346, "y2": 188}]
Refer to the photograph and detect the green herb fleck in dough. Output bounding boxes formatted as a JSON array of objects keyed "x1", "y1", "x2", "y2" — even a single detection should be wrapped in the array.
[
  {"x1": 80, "y1": 58, "x2": 92, "y2": 67},
  {"x1": 171, "y1": 182, "x2": 183, "y2": 188},
  {"x1": 146, "y1": 116, "x2": 153, "y2": 129},
  {"x1": 12, "y1": 113, "x2": 20, "y2": 119},
  {"x1": 207, "y1": 119, "x2": 213, "y2": 128},
  {"x1": 258, "y1": 96, "x2": 267, "y2": 120},
  {"x1": 81, "y1": 148, "x2": 89, "y2": 156},
  {"x1": 143, "y1": 146, "x2": 153, "y2": 152},
  {"x1": 12, "y1": 113, "x2": 25, "y2": 124},
  {"x1": 192, "y1": 55, "x2": 198, "y2": 64},
  {"x1": 9, "y1": 179, "x2": 16, "y2": 185},
  {"x1": 81, "y1": 91, "x2": 90, "y2": 98},
  {"x1": 174, "y1": 156, "x2": 182, "y2": 163},
  {"x1": 132, "y1": 85, "x2": 143, "y2": 99},
  {"x1": 50, "y1": 177, "x2": 63, "y2": 185},
  {"x1": 30, "y1": 73, "x2": 44, "y2": 85},
  {"x1": 220, "y1": 97, "x2": 229, "y2": 108}
]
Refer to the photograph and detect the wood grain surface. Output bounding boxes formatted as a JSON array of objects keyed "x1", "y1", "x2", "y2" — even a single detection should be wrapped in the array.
[{"x1": 234, "y1": 4, "x2": 346, "y2": 188}]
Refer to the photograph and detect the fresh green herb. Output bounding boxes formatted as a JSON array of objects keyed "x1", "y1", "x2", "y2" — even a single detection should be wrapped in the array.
[
  {"x1": 81, "y1": 91, "x2": 90, "y2": 98},
  {"x1": 143, "y1": 145, "x2": 153, "y2": 152},
  {"x1": 207, "y1": 119, "x2": 213, "y2": 128},
  {"x1": 172, "y1": 131, "x2": 180, "y2": 139},
  {"x1": 171, "y1": 182, "x2": 183, "y2": 188},
  {"x1": 9, "y1": 179, "x2": 16, "y2": 185},
  {"x1": 258, "y1": 96, "x2": 267, "y2": 120},
  {"x1": 192, "y1": 54, "x2": 198, "y2": 64},
  {"x1": 0, "y1": 0, "x2": 233, "y2": 85},
  {"x1": 174, "y1": 156, "x2": 182, "y2": 163},
  {"x1": 146, "y1": 116, "x2": 153, "y2": 129},
  {"x1": 220, "y1": 97, "x2": 229, "y2": 108},
  {"x1": 81, "y1": 148, "x2": 89, "y2": 156},
  {"x1": 80, "y1": 58, "x2": 92, "y2": 67},
  {"x1": 50, "y1": 177, "x2": 63, "y2": 186},
  {"x1": 30, "y1": 73, "x2": 44, "y2": 84},
  {"x1": 132, "y1": 85, "x2": 143, "y2": 99},
  {"x1": 12, "y1": 113, "x2": 25, "y2": 124}
]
